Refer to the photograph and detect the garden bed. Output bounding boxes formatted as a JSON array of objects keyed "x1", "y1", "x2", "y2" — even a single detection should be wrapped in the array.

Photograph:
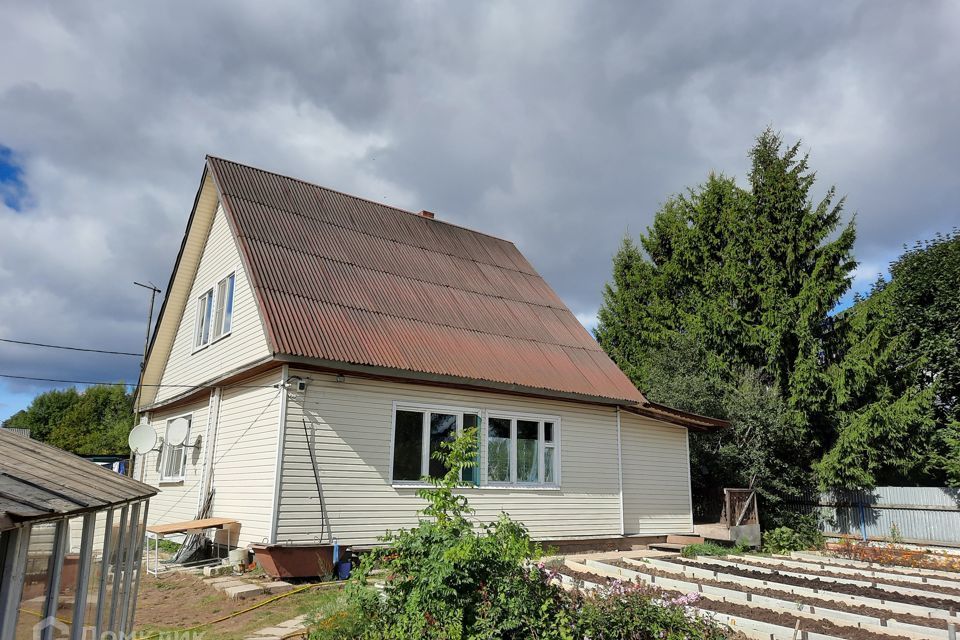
[
  {"x1": 727, "y1": 556, "x2": 960, "y2": 597},
  {"x1": 827, "y1": 545, "x2": 960, "y2": 574},
  {"x1": 561, "y1": 561, "x2": 915, "y2": 640},
  {"x1": 666, "y1": 557, "x2": 960, "y2": 611},
  {"x1": 605, "y1": 559, "x2": 944, "y2": 630}
]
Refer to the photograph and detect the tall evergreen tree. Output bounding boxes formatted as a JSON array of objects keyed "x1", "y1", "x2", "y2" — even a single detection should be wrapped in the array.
[
  {"x1": 596, "y1": 129, "x2": 856, "y2": 521},
  {"x1": 819, "y1": 232, "x2": 960, "y2": 488}
]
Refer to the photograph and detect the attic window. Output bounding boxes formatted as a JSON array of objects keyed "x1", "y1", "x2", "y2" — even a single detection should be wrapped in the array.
[
  {"x1": 194, "y1": 289, "x2": 214, "y2": 348},
  {"x1": 213, "y1": 273, "x2": 235, "y2": 339},
  {"x1": 194, "y1": 272, "x2": 235, "y2": 350}
]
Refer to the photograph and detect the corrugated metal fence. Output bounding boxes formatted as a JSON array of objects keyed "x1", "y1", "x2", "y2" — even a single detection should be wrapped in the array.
[{"x1": 787, "y1": 486, "x2": 960, "y2": 547}]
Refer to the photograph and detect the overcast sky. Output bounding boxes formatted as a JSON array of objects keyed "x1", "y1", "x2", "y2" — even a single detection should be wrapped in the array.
[{"x1": 1, "y1": 1, "x2": 958, "y2": 421}]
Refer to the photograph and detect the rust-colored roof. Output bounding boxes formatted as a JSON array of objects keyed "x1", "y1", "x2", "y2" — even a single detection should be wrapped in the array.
[
  {"x1": 206, "y1": 157, "x2": 645, "y2": 405},
  {"x1": 623, "y1": 402, "x2": 728, "y2": 432}
]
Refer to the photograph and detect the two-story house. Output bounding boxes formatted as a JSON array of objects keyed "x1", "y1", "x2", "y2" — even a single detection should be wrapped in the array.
[{"x1": 135, "y1": 157, "x2": 725, "y2": 549}]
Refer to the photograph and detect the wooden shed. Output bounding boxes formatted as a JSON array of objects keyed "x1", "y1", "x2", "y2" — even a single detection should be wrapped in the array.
[{"x1": 0, "y1": 429, "x2": 156, "y2": 640}]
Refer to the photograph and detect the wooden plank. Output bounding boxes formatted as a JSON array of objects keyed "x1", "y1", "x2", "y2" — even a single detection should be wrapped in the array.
[
  {"x1": 3, "y1": 444, "x2": 140, "y2": 503},
  {"x1": 0, "y1": 475, "x2": 84, "y2": 514},
  {"x1": 146, "y1": 517, "x2": 239, "y2": 536},
  {"x1": 0, "y1": 430, "x2": 155, "y2": 496}
]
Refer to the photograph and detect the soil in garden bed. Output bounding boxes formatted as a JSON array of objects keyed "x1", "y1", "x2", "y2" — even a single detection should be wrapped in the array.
[
  {"x1": 561, "y1": 564, "x2": 914, "y2": 640},
  {"x1": 561, "y1": 567, "x2": 614, "y2": 585},
  {"x1": 694, "y1": 597, "x2": 912, "y2": 640},
  {"x1": 824, "y1": 547, "x2": 960, "y2": 575},
  {"x1": 605, "y1": 559, "x2": 947, "y2": 630},
  {"x1": 728, "y1": 556, "x2": 960, "y2": 598},
  {"x1": 786, "y1": 554, "x2": 960, "y2": 581},
  {"x1": 666, "y1": 557, "x2": 960, "y2": 612}
]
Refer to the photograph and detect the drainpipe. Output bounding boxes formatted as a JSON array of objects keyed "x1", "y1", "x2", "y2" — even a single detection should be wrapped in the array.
[
  {"x1": 616, "y1": 406, "x2": 624, "y2": 536},
  {"x1": 197, "y1": 387, "x2": 221, "y2": 517},
  {"x1": 269, "y1": 365, "x2": 290, "y2": 544}
]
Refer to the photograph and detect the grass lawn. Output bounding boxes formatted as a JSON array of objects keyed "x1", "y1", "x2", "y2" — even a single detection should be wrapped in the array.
[{"x1": 133, "y1": 572, "x2": 347, "y2": 640}]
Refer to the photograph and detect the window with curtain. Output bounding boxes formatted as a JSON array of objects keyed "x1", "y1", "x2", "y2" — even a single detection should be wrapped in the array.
[
  {"x1": 485, "y1": 414, "x2": 560, "y2": 486},
  {"x1": 159, "y1": 416, "x2": 191, "y2": 481}
]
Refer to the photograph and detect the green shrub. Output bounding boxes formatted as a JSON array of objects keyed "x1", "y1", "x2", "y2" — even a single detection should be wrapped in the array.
[
  {"x1": 573, "y1": 581, "x2": 729, "y2": 640},
  {"x1": 680, "y1": 542, "x2": 729, "y2": 558},
  {"x1": 762, "y1": 527, "x2": 805, "y2": 554},
  {"x1": 681, "y1": 538, "x2": 751, "y2": 558},
  {"x1": 762, "y1": 514, "x2": 825, "y2": 554}
]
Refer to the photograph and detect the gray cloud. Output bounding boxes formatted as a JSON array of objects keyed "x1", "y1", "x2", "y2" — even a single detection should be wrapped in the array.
[{"x1": 1, "y1": 0, "x2": 958, "y2": 416}]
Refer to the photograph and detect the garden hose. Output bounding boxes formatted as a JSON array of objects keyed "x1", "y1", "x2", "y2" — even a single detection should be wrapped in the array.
[{"x1": 138, "y1": 582, "x2": 339, "y2": 640}]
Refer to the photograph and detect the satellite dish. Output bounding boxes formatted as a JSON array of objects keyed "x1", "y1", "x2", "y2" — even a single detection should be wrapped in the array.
[
  {"x1": 128, "y1": 423, "x2": 158, "y2": 455},
  {"x1": 165, "y1": 417, "x2": 190, "y2": 446}
]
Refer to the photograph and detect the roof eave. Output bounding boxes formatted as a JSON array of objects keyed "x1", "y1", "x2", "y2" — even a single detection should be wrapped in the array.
[
  {"x1": 623, "y1": 401, "x2": 730, "y2": 431},
  {"x1": 275, "y1": 354, "x2": 642, "y2": 407}
]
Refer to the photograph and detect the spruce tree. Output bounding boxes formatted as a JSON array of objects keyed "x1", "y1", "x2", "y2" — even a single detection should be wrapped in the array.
[{"x1": 596, "y1": 128, "x2": 857, "y2": 520}]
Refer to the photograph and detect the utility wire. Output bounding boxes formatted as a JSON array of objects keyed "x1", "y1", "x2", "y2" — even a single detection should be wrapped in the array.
[
  {"x1": 0, "y1": 373, "x2": 281, "y2": 389},
  {"x1": 0, "y1": 338, "x2": 141, "y2": 357}
]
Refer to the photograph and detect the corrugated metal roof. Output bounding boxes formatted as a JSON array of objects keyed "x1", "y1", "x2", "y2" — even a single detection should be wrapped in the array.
[
  {"x1": 206, "y1": 157, "x2": 645, "y2": 405},
  {"x1": 0, "y1": 430, "x2": 156, "y2": 531}
]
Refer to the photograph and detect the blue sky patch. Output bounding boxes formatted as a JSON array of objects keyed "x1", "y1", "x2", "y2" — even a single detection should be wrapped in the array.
[{"x1": 0, "y1": 145, "x2": 28, "y2": 211}]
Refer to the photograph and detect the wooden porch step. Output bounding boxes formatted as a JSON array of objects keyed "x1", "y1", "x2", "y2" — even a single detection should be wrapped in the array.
[{"x1": 666, "y1": 534, "x2": 704, "y2": 545}]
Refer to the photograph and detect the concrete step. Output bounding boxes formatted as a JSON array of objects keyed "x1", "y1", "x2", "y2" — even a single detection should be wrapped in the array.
[{"x1": 224, "y1": 583, "x2": 265, "y2": 600}]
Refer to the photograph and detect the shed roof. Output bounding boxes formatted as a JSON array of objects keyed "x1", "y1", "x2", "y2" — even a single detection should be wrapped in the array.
[
  {"x1": 206, "y1": 157, "x2": 646, "y2": 405},
  {"x1": 0, "y1": 430, "x2": 157, "y2": 531}
]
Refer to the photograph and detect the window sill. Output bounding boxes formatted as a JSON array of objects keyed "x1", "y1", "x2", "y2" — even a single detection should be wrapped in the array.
[
  {"x1": 158, "y1": 479, "x2": 185, "y2": 486},
  {"x1": 391, "y1": 483, "x2": 560, "y2": 491},
  {"x1": 211, "y1": 331, "x2": 232, "y2": 345}
]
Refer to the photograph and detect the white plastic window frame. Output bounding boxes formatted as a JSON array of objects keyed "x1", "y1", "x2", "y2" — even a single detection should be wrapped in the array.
[
  {"x1": 159, "y1": 414, "x2": 192, "y2": 482},
  {"x1": 484, "y1": 411, "x2": 561, "y2": 489},
  {"x1": 193, "y1": 268, "x2": 237, "y2": 352},
  {"x1": 212, "y1": 272, "x2": 236, "y2": 341},
  {"x1": 389, "y1": 401, "x2": 481, "y2": 486},
  {"x1": 193, "y1": 289, "x2": 214, "y2": 350}
]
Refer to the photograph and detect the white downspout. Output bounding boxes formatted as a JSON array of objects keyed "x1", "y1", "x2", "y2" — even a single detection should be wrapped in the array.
[
  {"x1": 197, "y1": 388, "x2": 221, "y2": 516},
  {"x1": 616, "y1": 406, "x2": 624, "y2": 537},
  {"x1": 269, "y1": 365, "x2": 290, "y2": 544}
]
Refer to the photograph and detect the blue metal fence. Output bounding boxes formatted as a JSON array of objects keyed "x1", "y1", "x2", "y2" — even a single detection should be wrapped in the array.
[{"x1": 789, "y1": 486, "x2": 960, "y2": 547}]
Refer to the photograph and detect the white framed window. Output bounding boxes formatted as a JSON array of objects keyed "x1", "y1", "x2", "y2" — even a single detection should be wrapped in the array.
[
  {"x1": 213, "y1": 272, "x2": 235, "y2": 340},
  {"x1": 486, "y1": 413, "x2": 560, "y2": 487},
  {"x1": 194, "y1": 271, "x2": 236, "y2": 350},
  {"x1": 391, "y1": 403, "x2": 480, "y2": 485},
  {"x1": 159, "y1": 416, "x2": 191, "y2": 482},
  {"x1": 194, "y1": 289, "x2": 214, "y2": 349}
]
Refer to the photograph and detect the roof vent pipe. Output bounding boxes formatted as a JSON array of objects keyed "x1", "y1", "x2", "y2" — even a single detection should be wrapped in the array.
[{"x1": 419, "y1": 210, "x2": 435, "y2": 219}]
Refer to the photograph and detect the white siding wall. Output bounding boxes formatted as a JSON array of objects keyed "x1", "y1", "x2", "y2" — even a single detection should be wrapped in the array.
[
  {"x1": 154, "y1": 203, "x2": 270, "y2": 404},
  {"x1": 140, "y1": 398, "x2": 209, "y2": 528},
  {"x1": 275, "y1": 371, "x2": 623, "y2": 546},
  {"x1": 620, "y1": 411, "x2": 693, "y2": 535},
  {"x1": 208, "y1": 370, "x2": 283, "y2": 546}
]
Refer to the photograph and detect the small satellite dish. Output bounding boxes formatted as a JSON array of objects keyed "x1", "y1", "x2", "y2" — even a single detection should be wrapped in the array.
[
  {"x1": 165, "y1": 417, "x2": 190, "y2": 446},
  {"x1": 128, "y1": 423, "x2": 158, "y2": 455}
]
